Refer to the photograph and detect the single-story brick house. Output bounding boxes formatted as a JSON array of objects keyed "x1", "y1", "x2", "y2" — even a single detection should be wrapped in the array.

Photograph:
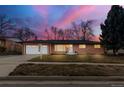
[
  {"x1": 0, "y1": 37, "x2": 22, "y2": 54},
  {"x1": 21, "y1": 40, "x2": 104, "y2": 55}
]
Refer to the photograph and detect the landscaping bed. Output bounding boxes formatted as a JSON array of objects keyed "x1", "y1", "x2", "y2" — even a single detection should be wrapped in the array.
[
  {"x1": 28, "y1": 55, "x2": 124, "y2": 63},
  {"x1": 9, "y1": 63, "x2": 124, "y2": 76}
]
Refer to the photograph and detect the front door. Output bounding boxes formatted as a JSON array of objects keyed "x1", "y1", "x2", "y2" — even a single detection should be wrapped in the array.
[{"x1": 66, "y1": 45, "x2": 74, "y2": 53}]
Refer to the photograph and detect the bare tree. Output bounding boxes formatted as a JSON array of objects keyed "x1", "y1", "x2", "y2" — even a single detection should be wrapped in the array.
[
  {"x1": 13, "y1": 17, "x2": 38, "y2": 41},
  {"x1": 65, "y1": 29, "x2": 74, "y2": 40},
  {"x1": 71, "y1": 22, "x2": 80, "y2": 40},
  {"x1": 51, "y1": 26, "x2": 58, "y2": 40},
  {"x1": 80, "y1": 20, "x2": 95, "y2": 41},
  {"x1": 44, "y1": 28, "x2": 50, "y2": 40},
  {"x1": 0, "y1": 15, "x2": 14, "y2": 37},
  {"x1": 14, "y1": 27, "x2": 37, "y2": 42},
  {"x1": 58, "y1": 29, "x2": 65, "y2": 40},
  {"x1": 42, "y1": 20, "x2": 95, "y2": 40}
]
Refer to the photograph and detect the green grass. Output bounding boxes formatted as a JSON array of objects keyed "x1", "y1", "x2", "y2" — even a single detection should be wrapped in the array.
[
  {"x1": 9, "y1": 63, "x2": 124, "y2": 76},
  {"x1": 28, "y1": 55, "x2": 124, "y2": 63}
]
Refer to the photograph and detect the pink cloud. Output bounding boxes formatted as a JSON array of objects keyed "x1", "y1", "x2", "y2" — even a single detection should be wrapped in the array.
[
  {"x1": 34, "y1": 5, "x2": 48, "y2": 17},
  {"x1": 54, "y1": 5, "x2": 96, "y2": 28},
  {"x1": 92, "y1": 35, "x2": 100, "y2": 41},
  {"x1": 33, "y1": 6, "x2": 50, "y2": 35},
  {"x1": 33, "y1": 6, "x2": 49, "y2": 27},
  {"x1": 32, "y1": 5, "x2": 107, "y2": 41}
]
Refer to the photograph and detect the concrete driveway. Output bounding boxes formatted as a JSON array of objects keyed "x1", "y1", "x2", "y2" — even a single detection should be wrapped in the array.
[
  {"x1": 0, "y1": 55, "x2": 38, "y2": 63},
  {"x1": 0, "y1": 55, "x2": 38, "y2": 76}
]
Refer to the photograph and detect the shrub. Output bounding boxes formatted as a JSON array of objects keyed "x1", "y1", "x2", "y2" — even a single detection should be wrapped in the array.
[{"x1": 0, "y1": 46, "x2": 6, "y2": 53}]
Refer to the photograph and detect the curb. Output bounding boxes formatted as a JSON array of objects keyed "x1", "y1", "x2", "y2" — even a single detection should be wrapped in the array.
[{"x1": 0, "y1": 76, "x2": 124, "y2": 81}]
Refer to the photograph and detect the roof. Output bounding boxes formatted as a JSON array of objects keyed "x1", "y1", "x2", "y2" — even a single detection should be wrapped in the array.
[
  {"x1": 0, "y1": 36, "x2": 21, "y2": 42},
  {"x1": 20, "y1": 40, "x2": 101, "y2": 45}
]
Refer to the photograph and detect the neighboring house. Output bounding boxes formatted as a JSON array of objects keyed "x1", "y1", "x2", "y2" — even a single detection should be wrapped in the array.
[
  {"x1": 0, "y1": 38, "x2": 5, "y2": 47},
  {"x1": 0, "y1": 37, "x2": 22, "y2": 54},
  {"x1": 21, "y1": 40, "x2": 104, "y2": 55}
]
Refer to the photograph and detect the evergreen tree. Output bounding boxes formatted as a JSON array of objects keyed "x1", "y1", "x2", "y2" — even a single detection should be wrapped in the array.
[{"x1": 100, "y1": 5, "x2": 124, "y2": 55}]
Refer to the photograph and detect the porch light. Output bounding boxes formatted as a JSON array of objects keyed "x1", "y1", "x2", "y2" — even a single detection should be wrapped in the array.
[{"x1": 94, "y1": 44, "x2": 101, "y2": 48}]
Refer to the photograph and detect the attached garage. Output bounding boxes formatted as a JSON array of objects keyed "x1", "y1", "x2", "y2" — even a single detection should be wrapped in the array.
[{"x1": 25, "y1": 45, "x2": 48, "y2": 55}]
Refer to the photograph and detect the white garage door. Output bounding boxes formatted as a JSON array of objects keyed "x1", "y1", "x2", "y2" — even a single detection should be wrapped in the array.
[
  {"x1": 41, "y1": 45, "x2": 48, "y2": 54},
  {"x1": 26, "y1": 45, "x2": 48, "y2": 54},
  {"x1": 26, "y1": 45, "x2": 40, "y2": 54}
]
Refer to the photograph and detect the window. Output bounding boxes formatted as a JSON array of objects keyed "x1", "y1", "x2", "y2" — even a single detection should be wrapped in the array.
[
  {"x1": 79, "y1": 44, "x2": 86, "y2": 48},
  {"x1": 55, "y1": 45, "x2": 66, "y2": 51},
  {"x1": 94, "y1": 44, "x2": 101, "y2": 48}
]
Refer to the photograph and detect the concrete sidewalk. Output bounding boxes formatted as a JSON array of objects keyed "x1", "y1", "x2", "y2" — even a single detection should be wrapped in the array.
[
  {"x1": 0, "y1": 76, "x2": 124, "y2": 87},
  {"x1": 1, "y1": 80, "x2": 124, "y2": 87}
]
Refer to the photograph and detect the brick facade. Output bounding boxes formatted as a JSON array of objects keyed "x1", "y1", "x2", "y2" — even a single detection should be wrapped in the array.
[
  {"x1": 50, "y1": 44, "x2": 104, "y2": 55},
  {"x1": 73, "y1": 44, "x2": 104, "y2": 54},
  {"x1": 0, "y1": 38, "x2": 22, "y2": 54},
  {"x1": 5, "y1": 40, "x2": 22, "y2": 53}
]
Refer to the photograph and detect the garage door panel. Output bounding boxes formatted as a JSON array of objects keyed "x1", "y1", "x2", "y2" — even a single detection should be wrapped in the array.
[
  {"x1": 26, "y1": 45, "x2": 40, "y2": 54},
  {"x1": 41, "y1": 45, "x2": 48, "y2": 54}
]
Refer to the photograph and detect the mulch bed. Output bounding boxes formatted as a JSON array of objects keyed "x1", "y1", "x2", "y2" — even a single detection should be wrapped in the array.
[{"x1": 9, "y1": 63, "x2": 124, "y2": 76}]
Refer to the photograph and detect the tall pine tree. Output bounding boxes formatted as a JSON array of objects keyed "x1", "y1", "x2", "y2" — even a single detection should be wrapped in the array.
[{"x1": 100, "y1": 5, "x2": 124, "y2": 55}]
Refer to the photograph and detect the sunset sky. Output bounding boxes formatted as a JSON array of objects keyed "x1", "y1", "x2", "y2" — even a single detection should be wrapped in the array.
[{"x1": 0, "y1": 5, "x2": 112, "y2": 41}]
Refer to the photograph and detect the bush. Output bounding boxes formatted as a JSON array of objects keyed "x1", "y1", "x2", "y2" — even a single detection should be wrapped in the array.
[
  {"x1": 3, "y1": 51, "x2": 22, "y2": 55},
  {"x1": 0, "y1": 46, "x2": 6, "y2": 53}
]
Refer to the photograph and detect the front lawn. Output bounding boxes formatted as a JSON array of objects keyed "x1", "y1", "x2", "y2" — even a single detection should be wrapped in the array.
[
  {"x1": 28, "y1": 55, "x2": 124, "y2": 63},
  {"x1": 9, "y1": 63, "x2": 124, "y2": 76}
]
